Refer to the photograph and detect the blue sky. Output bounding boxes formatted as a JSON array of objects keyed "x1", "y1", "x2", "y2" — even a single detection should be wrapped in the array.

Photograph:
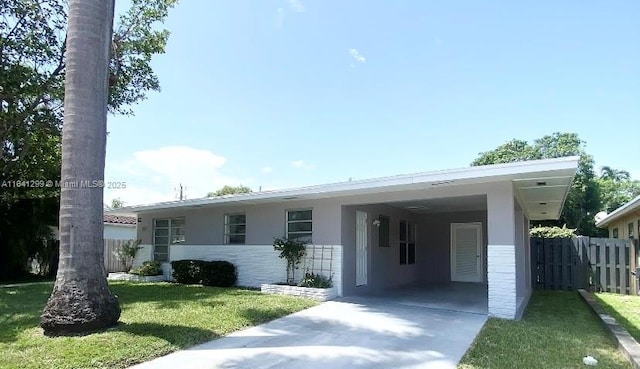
[{"x1": 105, "y1": 0, "x2": 640, "y2": 205}]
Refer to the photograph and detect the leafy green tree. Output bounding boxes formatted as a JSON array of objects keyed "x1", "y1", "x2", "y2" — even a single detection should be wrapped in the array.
[
  {"x1": 598, "y1": 167, "x2": 640, "y2": 213},
  {"x1": 110, "y1": 197, "x2": 125, "y2": 209},
  {"x1": 208, "y1": 185, "x2": 253, "y2": 197},
  {"x1": 0, "y1": 0, "x2": 176, "y2": 281},
  {"x1": 472, "y1": 132, "x2": 601, "y2": 236}
]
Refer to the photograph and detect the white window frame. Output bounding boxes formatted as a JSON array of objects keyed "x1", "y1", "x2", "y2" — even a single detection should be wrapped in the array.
[
  {"x1": 152, "y1": 217, "x2": 185, "y2": 262},
  {"x1": 224, "y1": 212, "x2": 246, "y2": 244},
  {"x1": 286, "y1": 209, "x2": 312, "y2": 243}
]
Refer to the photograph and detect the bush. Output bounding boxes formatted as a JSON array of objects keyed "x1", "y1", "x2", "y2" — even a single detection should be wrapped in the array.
[
  {"x1": 171, "y1": 259, "x2": 237, "y2": 287},
  {"x1": 530, "y1": 225, "x2": 577, "y2": 238},
  {"x1": 298, "y1": 272, "x2": 332, "y2": 288},
  {"x1": 131, "y1": 261, "x2": 162, "y2": 276}
]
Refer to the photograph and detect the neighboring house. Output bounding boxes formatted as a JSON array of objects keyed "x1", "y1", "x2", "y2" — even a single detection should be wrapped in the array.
[
  {"x1": 596, "y1": 195, "x2": 640, "y2": 240},
  {"x1": 49, "y1": 215, "x2": 137, "y2": 240},
  {"x1": 108, "y1": 156, "x2": 579, "y2": 320},
  {"x1": 103, "y1": 214, "x2": 137, "y2": 240}
]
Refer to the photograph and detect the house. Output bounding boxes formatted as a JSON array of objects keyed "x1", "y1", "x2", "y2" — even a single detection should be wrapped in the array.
[
  {"x1": 108, "y1": 156, "x2": 579, "y2": 320},
  {"x1": 103, "y1": 214, "x2": 137, "y2": 240},
  {"x1": 596, "y1": 194, "x2": 640, "y2": 240},
  {"x1": 49, "y1": 214, "x2": 137, "y2": 240}
]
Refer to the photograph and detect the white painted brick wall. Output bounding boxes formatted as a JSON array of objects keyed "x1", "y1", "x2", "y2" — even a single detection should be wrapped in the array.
[
  {"x1": 488, "y1": 244, "x2": 516, "y2": 319},
  {"x1": 132, "y1": 244, "x2": 153, "y2": 268},
  {"x1": 134, "y1": 244, "x2": 344, "y2": 296}
]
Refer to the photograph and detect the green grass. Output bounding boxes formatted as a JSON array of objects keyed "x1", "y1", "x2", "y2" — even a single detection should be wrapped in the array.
[
  {"x1": 595, "y1": 292, "x2": 640, "y2": 342},
  {"x1": 0, "y1": 282, "x2": 317, "y2": 369},
  {"x1": 459, "y1": 290, "x2": 633, "y2": 369}
]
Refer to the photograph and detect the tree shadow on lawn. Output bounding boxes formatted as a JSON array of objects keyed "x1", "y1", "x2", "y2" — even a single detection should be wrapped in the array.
[{"x1": 118, "y1": 322, "x2": 220, "y2": 348}]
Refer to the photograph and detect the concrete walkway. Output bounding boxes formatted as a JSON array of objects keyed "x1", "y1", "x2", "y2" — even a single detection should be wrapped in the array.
[{"x1": 130, "y1": 296, "x2": 487, "y2": 369}]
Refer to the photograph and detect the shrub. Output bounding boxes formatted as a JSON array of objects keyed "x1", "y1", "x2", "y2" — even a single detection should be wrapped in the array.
[
  {"x1": 171, "y1": 260, "x2": 202, "y2": 284},
  {"x1": 298, "y1": 272, "x2": 332, "y2": 288},
  {"x1": 530, "y1": 225, "x2": 577, "y2": 238},
  {"x1": 131, "y1": 261, "x2": 162, "y2": 276},
  {"x1": 113, "y1": 239, "x2": 142, "y2": 272},
  {"x1": 273, "y1": 237, "x2": 306, "y2": 284},
  {"x1": 201, "y1": 261, "x2": 237, "y2": 287},
  {"x1": 171, "y1": 259, "x2": 237, "y2": 287}
]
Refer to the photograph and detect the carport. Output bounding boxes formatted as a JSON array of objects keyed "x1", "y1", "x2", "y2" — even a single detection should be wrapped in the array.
[{"x1": 338, "y1": 157, "x2": 579, "y2": 319}]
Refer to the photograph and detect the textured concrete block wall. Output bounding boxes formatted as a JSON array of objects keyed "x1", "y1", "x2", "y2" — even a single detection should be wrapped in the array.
[
  {"x1": 135, "y1": 244, "x2": 344, "y2": 296},
  {"x1": 488, "y1": 244, "x2": 516, "y2": 319}
]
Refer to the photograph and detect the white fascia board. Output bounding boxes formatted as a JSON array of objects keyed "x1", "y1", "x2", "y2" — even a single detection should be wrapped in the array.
[{"x1": 108, "y1": 156, "x2": 580, "y2": 214}]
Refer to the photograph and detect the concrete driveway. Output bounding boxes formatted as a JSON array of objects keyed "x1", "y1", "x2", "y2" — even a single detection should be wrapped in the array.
[{"x1": 130, "y1": 295, "x2": 487, "y2": 369}]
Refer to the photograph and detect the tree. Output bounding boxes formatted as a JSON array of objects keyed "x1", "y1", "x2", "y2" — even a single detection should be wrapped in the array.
[
  {"x1": 472, "y1": 132, "x2": 601, "y2": 236},
  {"x1": 0, "y1": 0, "x2": 176, "y2": 281},
  {"x1": 598, "y1": 167, "x2": 640, "y2": 213},
  {"x1": 207, "y1": 185, "x2": 253, "y2": 197},
  {"x1": 111, "y1": 198, "x2": 125, "y2": 209},
  {"x1": 40, "y1": 0, "x2": 120, "y2": 335}
]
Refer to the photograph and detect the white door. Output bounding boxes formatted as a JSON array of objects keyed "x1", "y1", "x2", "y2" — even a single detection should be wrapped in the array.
[
  {"x1": 356, "y1": 211, "x2": 368, "y2": 286},
  {"x1": 451, "y1": 222, "x2": 483, "y2": 282}
]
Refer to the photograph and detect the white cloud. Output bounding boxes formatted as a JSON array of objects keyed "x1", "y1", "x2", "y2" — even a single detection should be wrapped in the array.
[
  {"x1": 291, "y1": 160, "x2": 314, "y2": 170},
  {"x1": 349, "y1": 48, "x2": 366, "y2": 63},
  {"x1": 105, "y1": 146, "x2": 249, "y2": 206},
  {"x1": 286, "y1": 0, "x2": 305, "y2": 13},
  {"x1": 261, "y1": 166, "x2": 273, "y2": 174}
]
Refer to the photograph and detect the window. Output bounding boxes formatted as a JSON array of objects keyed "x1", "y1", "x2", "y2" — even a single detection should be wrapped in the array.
[
  {"x1": 225, "y1": 213, "x2": 246, "y2": 244},
  {"x1": 399, "y1": 220, "x2": 416, "y2": 265},
  {"x1": 378, "y1": 215, "x2": 390, "y2": 247},
  {"x1": 153, "y1": 218, "x2": 185, "y2": 262},
  {"x1": 286, "y1": 209, "x2": 312, "y2": 243},
  {"x1": 629, "y1": 222, "x2": 635, "y2": 239},
  {"x1": 612, "y1": 228, "x2": 619, "y2": 238}
]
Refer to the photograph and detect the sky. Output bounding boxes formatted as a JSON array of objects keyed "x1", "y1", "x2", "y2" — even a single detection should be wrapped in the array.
[{"x1": 104, "y1": 0, "x2": 640, "y2": 206}]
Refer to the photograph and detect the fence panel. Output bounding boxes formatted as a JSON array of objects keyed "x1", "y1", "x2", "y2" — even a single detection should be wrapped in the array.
[
  {"x1": 532, "y1": 237, "x2": 637, "y2": 295},
  {"x1": 104, "y1": 239, "x2": 128, "y2": 273}
]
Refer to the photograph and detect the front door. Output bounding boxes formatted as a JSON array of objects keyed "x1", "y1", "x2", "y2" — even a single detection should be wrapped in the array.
[
  {"x1": 450, "y1": 222, "x2": 483, "y2": 282},
  {"x1": 356, "y1": 210, "x2": 368, "y2": 286}
]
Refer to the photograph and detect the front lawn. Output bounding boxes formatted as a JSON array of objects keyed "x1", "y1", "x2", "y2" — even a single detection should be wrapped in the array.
[
  {"x1": 459, "y1": 290, "x2": 633, "y2": 369},
  {"x1": 0, "y1": 282, "x2": 317, "y2": 369},
  {"x1": 596, "y1": 292, "x2": 640, "y2": 342}
]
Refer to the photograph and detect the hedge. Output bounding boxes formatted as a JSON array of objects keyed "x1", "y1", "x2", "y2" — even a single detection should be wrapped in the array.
[{"x1": 170, "y1": 259, "x2": 237, "y2": 287}]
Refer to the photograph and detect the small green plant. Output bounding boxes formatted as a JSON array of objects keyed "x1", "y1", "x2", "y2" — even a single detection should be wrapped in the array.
[
  {"x1": 131, "y1": 261, "x2": 162, "y2": 276},
  {"x1": 113, "y1": 239, "x2": 142, "y2": 272},
  {"x1": 273, "y1": 237, "x2": 307, "y2": 285},
  {"x1": 298, "y1": 272, "x2": 333, "y2": 288}
]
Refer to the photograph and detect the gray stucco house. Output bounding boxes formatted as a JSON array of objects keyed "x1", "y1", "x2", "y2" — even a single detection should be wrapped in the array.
[{"x1": 110, "y1": 156, "x2": 579, "y2": 320}]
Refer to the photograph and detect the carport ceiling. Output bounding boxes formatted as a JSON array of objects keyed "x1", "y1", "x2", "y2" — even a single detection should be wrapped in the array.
[{"x1": 389, "y1": 195, "x2": 487, "y2": 214}]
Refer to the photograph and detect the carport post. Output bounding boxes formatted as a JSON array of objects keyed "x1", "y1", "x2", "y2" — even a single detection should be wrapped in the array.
[{"x1": 487, "y1": 182, "x2": 517, "y2": 319}]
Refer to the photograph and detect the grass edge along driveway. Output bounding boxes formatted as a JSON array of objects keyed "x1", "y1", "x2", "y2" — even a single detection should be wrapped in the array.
[
  {"x1": 458, "y1": 290, "x2": 633, "y2": 369},
  {"x1": 0, "y1": 281, "x2": 317, "y2": 369}
]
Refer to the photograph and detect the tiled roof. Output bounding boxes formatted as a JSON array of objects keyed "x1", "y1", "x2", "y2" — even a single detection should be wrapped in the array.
[{"x1": 103, "y1": 214, "x2": 137, "y2": 225}]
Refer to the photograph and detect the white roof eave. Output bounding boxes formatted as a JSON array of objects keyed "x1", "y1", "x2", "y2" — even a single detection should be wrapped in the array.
[
  {"x1": 107, "y1": 156, "x2": 580, "y2": 215},
  {"x1": 595, "y1": 194, "x2": 640, "y2": 228}
]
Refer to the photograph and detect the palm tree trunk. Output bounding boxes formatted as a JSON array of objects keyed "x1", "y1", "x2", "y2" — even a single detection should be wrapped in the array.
[{"x1": 41, "y1": 0, "x2": 120, "y2": 336}]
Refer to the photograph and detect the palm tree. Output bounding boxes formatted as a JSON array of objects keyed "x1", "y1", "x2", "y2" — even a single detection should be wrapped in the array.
[
  {"x1": 600, "y1": 166, "x2": 631, "y2": 182},
  {"x1": 41, "y1": 0, "x2": 120, "y2": 335}
]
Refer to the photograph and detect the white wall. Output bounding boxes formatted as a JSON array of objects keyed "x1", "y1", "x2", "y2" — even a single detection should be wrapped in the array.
[
  {"x1": 104, "y1": 224, "x2": 136, "y2": 240},
  {"x1": 135, "y1": 244, "x2": 344, "y2": 296},
  {"x1": 487, "y1": 182, "x2": 517, "y2": 319}
]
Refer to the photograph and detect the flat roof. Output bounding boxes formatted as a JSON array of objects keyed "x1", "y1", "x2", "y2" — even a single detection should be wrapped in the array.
[
  {"x1": 595, "y1": 194, "x2": 640, "y2": 228},
  {"x1": 108, "y1": 156, "x2": 579, "y2": 220}
]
